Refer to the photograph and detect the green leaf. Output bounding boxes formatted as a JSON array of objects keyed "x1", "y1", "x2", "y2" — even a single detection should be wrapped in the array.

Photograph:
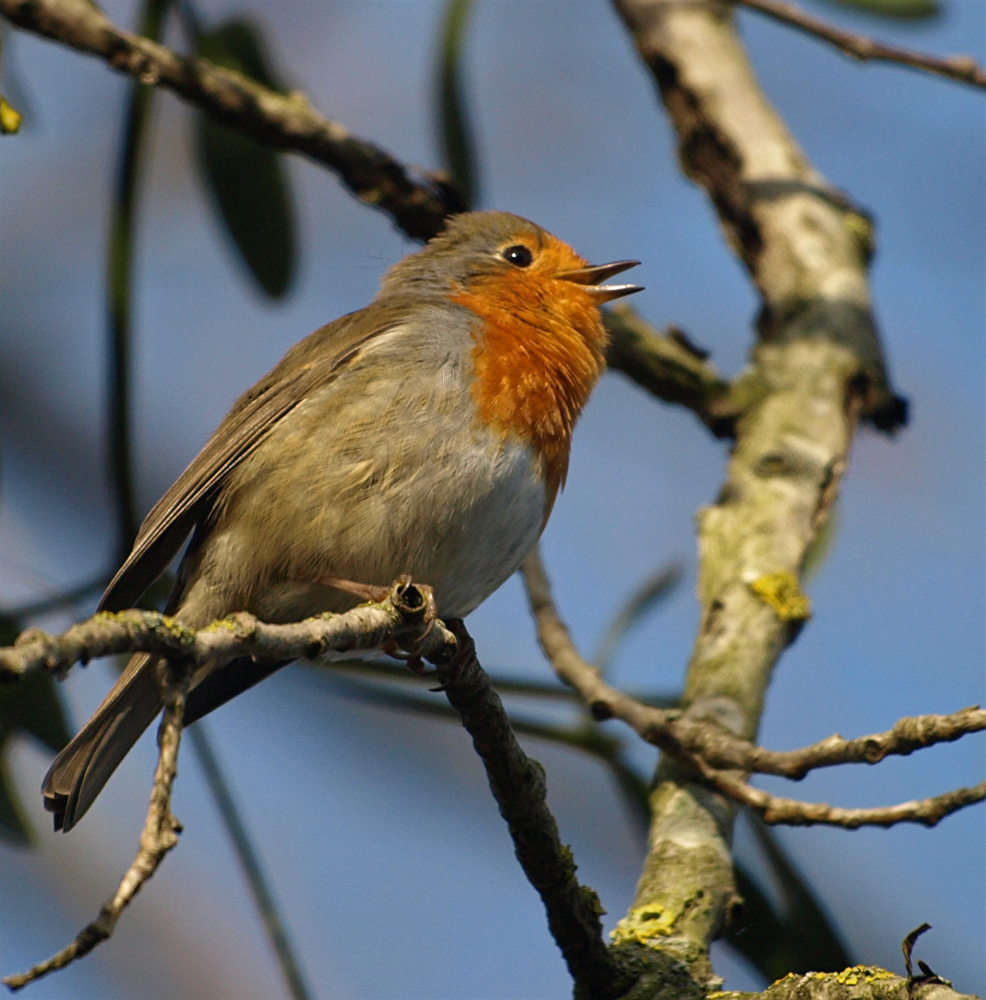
[
  {"x1": 195, "y1": 19, "x2": 296, "y2": 298},
  {"x1": 435, "y1": 0, "x2": 478, "y2": 209},
  {"x1": 817, "y1": 0, "x2": 940, "y2": 18}
]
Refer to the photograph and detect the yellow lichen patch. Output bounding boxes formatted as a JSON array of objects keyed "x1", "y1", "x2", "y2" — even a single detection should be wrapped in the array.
[
  {"x1": 0, "y1": 97, "x2": 23, "y2": 135},
  {"x1": 91, "y1": 610, "x2": 122, "y2": 623},
  {"x1": 769, "y1": 973, "x2": 800, "y2": 987},
  {"x1": 750, "y1": 571, "x2": 811, "y2": 622},
  {"x1": 609, "y1": 904, "x2": 679, "y2": 946},
  {"x1": 202, "y1": 617, "x2": 242, "y2": 633},
  {"x1": 154, "y1": 614, "x2": 196, "y2": 645},
  {"x1": 836, "y1": 966, "x2": 894, "y2": 986}
]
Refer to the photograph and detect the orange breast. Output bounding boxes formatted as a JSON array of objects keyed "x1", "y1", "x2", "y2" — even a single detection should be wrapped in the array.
[{"x1": 452, "y1": 258, "x2": 608, "y2": 514}]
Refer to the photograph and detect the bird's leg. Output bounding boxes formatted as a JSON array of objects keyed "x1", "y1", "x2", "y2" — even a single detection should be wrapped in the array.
[
  {"x1": 316, "y1": 573, "x2": 393, "y2": 604},
  {"x1": 318, "y1": 573, "x2": 440, "y2": 674}
]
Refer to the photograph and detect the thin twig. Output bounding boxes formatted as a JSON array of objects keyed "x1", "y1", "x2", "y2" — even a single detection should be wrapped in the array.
[
  {"x1": 4, "y1": 658, "x2": 191, "y2": 990},
  {"x1": 735, "y1": 0, "x2": 986, "y2": 91},
  {"x1": 523, "y1": 549, "x2": 986, "y2": 777},
  {"x1": 699, "y1": 768, "x2": 986, "y2": 829},
  {"x1": 437, "y1": 623, "x2": 632, "y2": 1000},
  {"x1": 188, "y1": 725, "x2": 314, "y2": 1000},
  {"x1": 2, "y1": 585, "x2": 450, "y2": 989},
  {"x1": 522, "y1": 550, "x2": 985, "y2": 829},
  {"x1": 0, "y1": 0, "x2": 463, "y2": 240}
]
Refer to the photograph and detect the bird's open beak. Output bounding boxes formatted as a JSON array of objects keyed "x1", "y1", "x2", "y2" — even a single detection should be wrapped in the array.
[{"x1": 556, "y1": 260, "x2": 643, "y2": 302}]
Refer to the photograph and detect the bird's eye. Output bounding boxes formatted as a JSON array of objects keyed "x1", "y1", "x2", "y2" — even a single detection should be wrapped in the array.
[{"x1": 501, "y1": 244, "x2": 533, "y2": 268}]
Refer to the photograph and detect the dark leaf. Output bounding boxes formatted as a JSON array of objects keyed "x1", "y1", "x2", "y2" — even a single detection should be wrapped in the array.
[
  {"x1": 903, "y1": 922, "x2": 932, "y2": 978},
  {"x1": 435, "y1": 0, "x2": 478, "y2": 208},
  {"x1": 195, "y1": 19, "x2": 296, "y2": 298},
  {"x1": 744, "y1": 814, "x2": 852, "y2": 974},
  {"x1": 0, "y1": 669, "x2": 72, "y2": 753},
  {"x1": 726, "y1": 861, "x2": 797, "y2": 981},
  {"x1": 0, "y1": 753, "x2": 33, "y2": 846},
  {"x1": 0, "y1": 611, "x2": 72, "y2": 846}
]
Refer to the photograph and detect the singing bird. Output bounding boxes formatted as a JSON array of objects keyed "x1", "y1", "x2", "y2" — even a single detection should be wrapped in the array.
[{"x1": 43, "y1": 211, "x2": 641, "y2": 831}]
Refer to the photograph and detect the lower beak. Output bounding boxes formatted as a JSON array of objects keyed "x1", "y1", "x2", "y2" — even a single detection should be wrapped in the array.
[{"x1": 556, "y1": 260, "x2": 643, "y2": 302}]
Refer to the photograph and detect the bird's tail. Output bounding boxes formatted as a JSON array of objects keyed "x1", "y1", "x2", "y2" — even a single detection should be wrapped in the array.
[{"x1": 42, "y1": 653, "x2": 164, "y2": 832}]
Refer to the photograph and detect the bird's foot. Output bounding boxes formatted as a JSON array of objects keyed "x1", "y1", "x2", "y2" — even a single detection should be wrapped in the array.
[{"x1": 321, "y1": 575, "x2": 442, "y2": 675}]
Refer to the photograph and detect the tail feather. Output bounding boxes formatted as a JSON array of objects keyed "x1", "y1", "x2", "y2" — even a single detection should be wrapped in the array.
[{"x1": 43, "y1": 653, "x2": 163, "y2": 832}]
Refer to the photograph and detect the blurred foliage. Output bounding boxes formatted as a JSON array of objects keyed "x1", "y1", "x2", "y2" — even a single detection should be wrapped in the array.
[
  {"x1": 435, "y1": 0, "x2": 478, "y2": 208},
  {"x1": 736, "y1": 814, "x2": 852, "y2": 976},
  {"x1": 195, "y1": 18, "x2": 297, "y2": 298},
  {"x1": 0, "y1": 97, "x2": 22, "y2": 135}
]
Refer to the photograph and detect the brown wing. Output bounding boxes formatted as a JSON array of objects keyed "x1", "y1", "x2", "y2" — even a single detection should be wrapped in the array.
[{"x1": 99, "y1": 307, "x2": 395, "y2": 611}]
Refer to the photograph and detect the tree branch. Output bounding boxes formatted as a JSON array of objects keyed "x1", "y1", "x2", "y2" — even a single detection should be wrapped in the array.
[
  {"x1": 603, "y1": 305, "x2": 737, "y2": 437},
  {"x1": 1, "y1": 582, "x2": 452, "y2": 989},
  {"x1": 0, "y1": 0, "x2": 463, "y2": 241},
  {"x1": 606, "y1": 0, "x2": 912, "y2": 976},
  {"x1": 703, "y1": 771, "x2": 986, "y2": 829},
  {"x1": 435, "y1": 623, "x2": 635, "y2": 1000},
  {"x1": 735, "y1": 0, "x2": 986, "y2": 91},
  {"x1": 0, "y1": 581, "x2": 454, "y2": 681},
  {"x1": 523, "y1": 551, "x2": 985, "y2": 834}
]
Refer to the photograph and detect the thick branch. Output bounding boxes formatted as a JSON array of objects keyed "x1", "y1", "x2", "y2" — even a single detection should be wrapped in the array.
[
  {"x1": 717, "y1": 968, "x2": 981, "y2": 1000},
  {"x1": 606, "y1": 0, "x2": 912, "y2": 976},
  {"x1": 736, "y1": 0, "x2": 986, "y2": 91},
  {"x1": 0, "y1": 0, "x2": 462, "y2": 240}
]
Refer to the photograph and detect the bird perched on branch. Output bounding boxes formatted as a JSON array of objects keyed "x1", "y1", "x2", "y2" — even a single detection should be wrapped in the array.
[{"x1": 43, "y1": 210, "x2": 641, "y2": 831}]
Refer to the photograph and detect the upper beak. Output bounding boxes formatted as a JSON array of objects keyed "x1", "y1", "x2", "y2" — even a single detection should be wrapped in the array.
[{"x1": 556, "y1": 260, "x2": 643, "y2": 303}]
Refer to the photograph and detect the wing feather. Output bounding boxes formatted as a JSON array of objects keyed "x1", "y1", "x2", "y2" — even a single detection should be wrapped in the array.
[{"x1": 99, "y1": 309, "x2": 394, "y2": 611}]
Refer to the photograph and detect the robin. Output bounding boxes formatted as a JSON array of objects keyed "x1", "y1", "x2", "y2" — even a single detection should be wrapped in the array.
[{"x1": 43, "y1": 211, "x2": 641, "y2": 831}]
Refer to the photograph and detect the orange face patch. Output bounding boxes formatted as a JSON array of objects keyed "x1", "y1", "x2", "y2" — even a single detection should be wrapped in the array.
[{"x1": 451, "y1": 234, "x2": 609, "y2": 511}]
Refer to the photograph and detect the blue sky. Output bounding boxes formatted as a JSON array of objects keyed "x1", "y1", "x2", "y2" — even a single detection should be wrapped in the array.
[{"x1": 1, "y1": 1, "x2": 983, "y2": 997}]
